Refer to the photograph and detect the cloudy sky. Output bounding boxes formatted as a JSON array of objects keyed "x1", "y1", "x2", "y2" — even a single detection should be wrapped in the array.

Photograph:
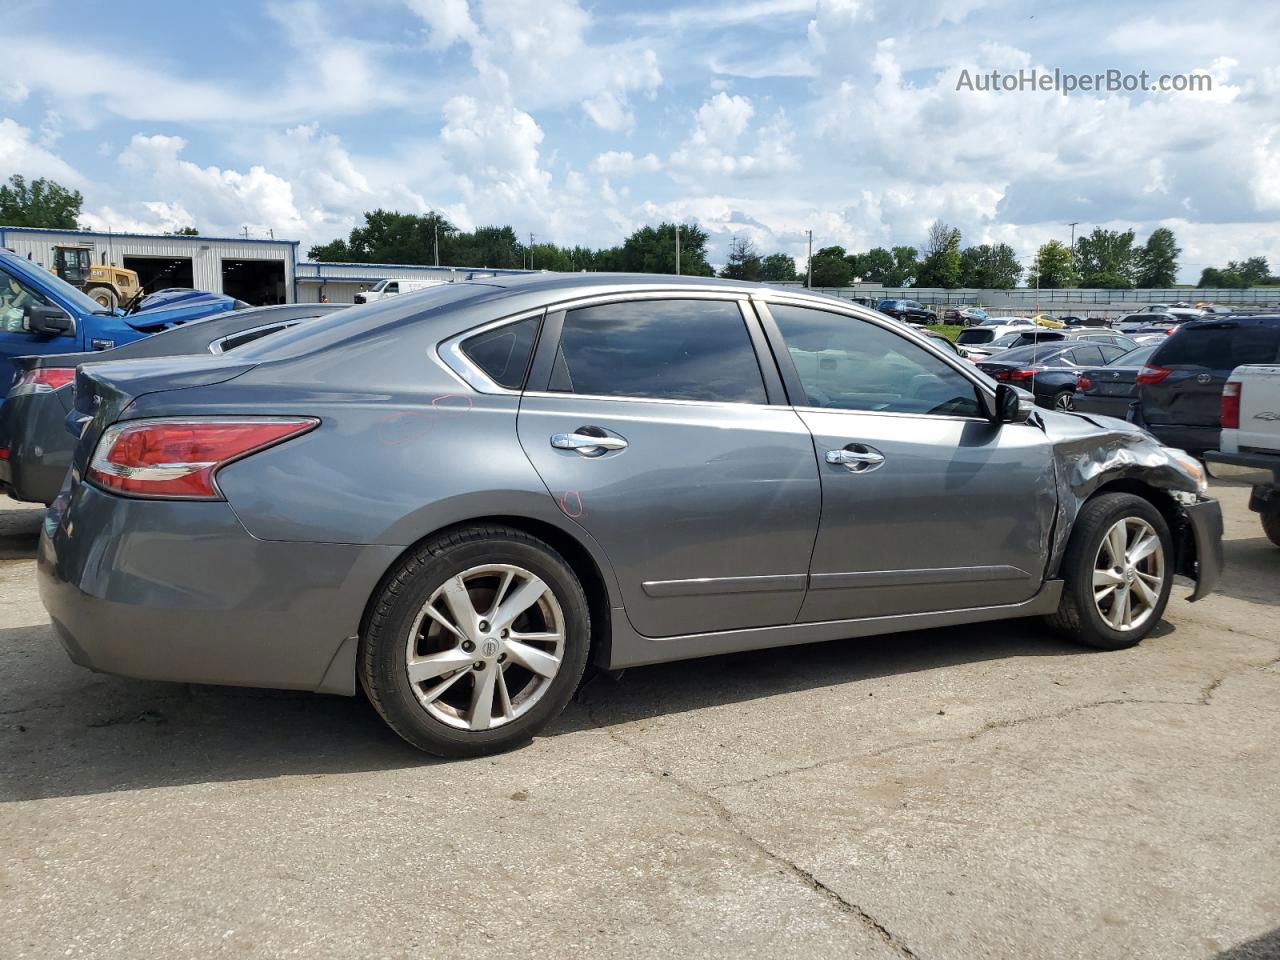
[{"x1": 2, "y1": 0, "x2": 1278, "y2": 279}]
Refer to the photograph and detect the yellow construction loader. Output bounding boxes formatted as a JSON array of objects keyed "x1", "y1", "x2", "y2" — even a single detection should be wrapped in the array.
[{"x1": 51, "y1": 244, "x2": 140, "y2": 310}]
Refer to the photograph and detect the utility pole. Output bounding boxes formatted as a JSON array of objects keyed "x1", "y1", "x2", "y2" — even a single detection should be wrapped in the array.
[
  {"x1": 806, "y1": 230, "x2": 813, "y2": 288},
  {"x1": 434, "y1": 222, "x2": 439, "y2": 267},
  {"x1": 674, "y1": 223, "x2": 681, "y2": 276},
  {"x1": 1067, "y1": 221, "x2": 1079, "y2": 275},
  {"x1": 529, "y1": 232, "x2": 535, "y2": 270}
]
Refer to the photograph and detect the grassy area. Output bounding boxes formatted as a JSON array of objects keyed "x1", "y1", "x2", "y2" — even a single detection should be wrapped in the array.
[{"x1": 927, "y1": 324, "x2": 965, "y2": 341}]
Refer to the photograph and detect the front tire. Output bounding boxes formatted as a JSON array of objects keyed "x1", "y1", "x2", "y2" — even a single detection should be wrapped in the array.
[
  {"x1": 1261, "y1": 500, "x2": 1280, "y2": 548},
  {"x1": 359, "y1": 525, "x2": 590, "y2": 757},
  {"x1": 87, "y1": 286, "x2": 118, "y2": 310},
  {"x1": 1045, "y1": 493, "x2": 1173, "y2": 650}
]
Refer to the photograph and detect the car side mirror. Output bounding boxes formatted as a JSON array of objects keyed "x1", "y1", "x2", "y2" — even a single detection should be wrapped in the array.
[
  {"x1": 26, "y1": 303, "x2": 75, "y2": 337},
  {"x1": 992, "y1": 383, "x2": 1034, "y2": 424}
]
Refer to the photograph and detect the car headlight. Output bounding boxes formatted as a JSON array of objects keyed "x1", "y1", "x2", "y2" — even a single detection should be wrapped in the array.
[{"x1": 1162, "y1": 447, "x2": 1208, "y2": 496}]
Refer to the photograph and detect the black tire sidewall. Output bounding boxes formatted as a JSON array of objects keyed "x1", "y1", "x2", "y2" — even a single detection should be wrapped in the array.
[
  {"x1": 1065, "y1": 494, "x2": 1174, "y2": 647},
  {"x1": 365, "y1": 532, "x2": 590, "y2": 756}
]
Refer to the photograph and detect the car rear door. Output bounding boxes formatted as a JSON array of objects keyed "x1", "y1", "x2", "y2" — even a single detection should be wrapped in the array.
[
  {"x1": 758, "y1": 300, "x2": 1055, "y2": 621},
  {"x1": 516, "y1": 294, "x2": 821, "y2": 638}
]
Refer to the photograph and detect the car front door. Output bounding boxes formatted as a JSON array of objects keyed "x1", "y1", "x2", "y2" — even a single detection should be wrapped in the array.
[
  {"x1": 516, "y1": 295, "x2": 821, "y2": 638},
  {"x1": 0, "y1": 264, "x2": 77, "y2": 395},
  {"x1": 758, "y1": 300, "x2": 1056, "y2": 622}
]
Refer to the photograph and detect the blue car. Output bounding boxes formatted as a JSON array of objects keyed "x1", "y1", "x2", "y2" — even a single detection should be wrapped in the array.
[{"x1": 0, "y1": 248, "x2": 244, "y2": 399}]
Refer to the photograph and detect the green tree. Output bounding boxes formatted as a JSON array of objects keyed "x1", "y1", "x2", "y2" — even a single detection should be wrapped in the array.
[
  {"x1": 720, "y1": 236, "x2": 762, "y2": 281},
  {"x1": 171, "y1": 226, "x2": 200, "y2": 236},
  {"x1": 1028, "y1": 240, "x2": 1076, "y2": 289},
  {"x1": 808, "y1": 245, "x2": 853, "y2": 287},
  {"x1": 1074, "y1": 227, "x2": 1138, "y2": 288},
  {"x1": 760, "y1": 252, "x2": 798, "y2": 282},
  {"x1": 1135, "y1": 227, "x2": 1180, "y2": 287},
  {"x1": 1198, "y1": 257, "x2": 1273, "y2": 288},
  {"x1": 0, "y1": 174, "x2": 82, "y2": 228},
  {"x1": 959, "y1": 243, "x2": 1021, "y2": 289},
  {"x1": 914, "y1": 221, "x2": 963, "y2": 288},
  {"x1": 887, "y1": 246, "x2": 918, "y2": 286}
]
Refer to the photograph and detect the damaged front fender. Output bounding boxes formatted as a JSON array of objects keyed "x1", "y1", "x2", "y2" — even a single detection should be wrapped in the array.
[{"x1": 1040, "y1": 409, "x2": 1222, "y2": 600}]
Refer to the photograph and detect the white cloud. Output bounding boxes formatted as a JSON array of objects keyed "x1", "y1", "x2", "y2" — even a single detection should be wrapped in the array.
[
  {"x1": 408, "y1": 0, "x2": 479, "y2": 49},
  {"x1": 440, "y1": 96, "x2": 551, "y2": 210},
  {"x1": 669, "y1": 94, "x2": 797, "y2": 178},
  {"x1": 0, "y1": 117, "x2": 86, "y2": 187},
  {"x1": 590, "y1": 151, "x2": 661, "y2": 176},
  {"x1": 582, "y1": 92, "x2": 635, "y2": 133}
]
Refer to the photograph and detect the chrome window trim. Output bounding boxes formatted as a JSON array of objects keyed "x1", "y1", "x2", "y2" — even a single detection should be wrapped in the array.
[
  {"x1": 207, "y1": 320, "x2": 300, "y2": 355},
  {"x1": 521, "y1": 390, "x2": 794, "y2": 411},
  {"x1": 436, "y1": 308, "x2": 546, "y2": 395}
]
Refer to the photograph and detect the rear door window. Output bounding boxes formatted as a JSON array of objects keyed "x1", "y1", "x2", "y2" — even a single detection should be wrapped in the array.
[
  {"x1": 462, "y1": 315, "x2": 540, "y2": 389},
  {"x1": 1070, "y1": 345, "x2": 1106, "y2": 366},
  {"x1": 548, "y1": 299, "x2": 766, "y2": 404}
]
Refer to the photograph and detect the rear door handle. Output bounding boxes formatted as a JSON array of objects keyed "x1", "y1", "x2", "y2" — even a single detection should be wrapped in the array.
[
  {"x1": 826, "y1": 444, "x2": 885, "y2": 472},
  {"x1": 550, "y1": 431, "x2": 628, "y2": 455}
]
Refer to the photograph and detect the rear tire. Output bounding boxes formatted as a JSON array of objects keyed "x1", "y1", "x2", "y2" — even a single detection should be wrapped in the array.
[
  {"x1": 1045, "y1": 493, "x2": 1173, "y2": 650},
  {"x1": 359, "y1": 525, "x2": 590, "y2": 757},
  {"x1": 1261, "y1": 500, "x2": 1280, "y2": 548},
  {"x1": 87, "y1": 286, "x2": 118, "y2": 310},
  {"x1": 1052, "y1": 388, "x2": 1075, "y2": 412}
]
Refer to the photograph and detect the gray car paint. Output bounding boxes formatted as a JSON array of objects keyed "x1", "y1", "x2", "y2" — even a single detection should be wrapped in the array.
[
  {"x1": 37, "y1": 273, "x2": 1223, "y2": 696},
  {"x1": 0, "y1": 304, "x2": 344, "y2": 505}
]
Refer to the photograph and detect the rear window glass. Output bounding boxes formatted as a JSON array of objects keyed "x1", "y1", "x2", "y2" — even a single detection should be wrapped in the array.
[
  {"x1": 461, "y1": 315, "x2": 540, "y2": 389},
  {"x1": 956, "y1": 329, "x2": 994, "y2": 345},
  {"x1": 992, "y1": 344, "x2": 1072, "y2": 364},
  {"x1": 1152, "y1": 322, "x2": 1280, "y2": 369}
]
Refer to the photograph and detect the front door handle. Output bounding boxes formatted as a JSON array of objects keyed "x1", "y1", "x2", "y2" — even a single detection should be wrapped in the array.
[
  {"x1": 551, "y1": 431, "x2": 628, "y2": 455},
  {"x1": 826, "y1": 444, "x2": 885, "y2": 472}
]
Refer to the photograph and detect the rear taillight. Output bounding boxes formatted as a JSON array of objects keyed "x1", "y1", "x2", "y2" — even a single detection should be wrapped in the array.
[
  {"x1": 10, "y1": 368, "x2": 76, "y2": 396},
  {"x1": 1222, "y1": 381, "x2": 1241, "y2": 429},
  {"x1": 1136, "y1": 365, "x2": 1172, "y2": 385},
  {"x1": 1076, "y1": 375, "x2": 1093, "y2": 391},
  {"x1": 994, "y1": 369, "x2": 1036, "y2": 382},
  {"x1": 88, "y1": 417, "x2": 318, "y2": 499},
  {"x1": 0, "y1": 448, "x2": 9, "y2": 461}
]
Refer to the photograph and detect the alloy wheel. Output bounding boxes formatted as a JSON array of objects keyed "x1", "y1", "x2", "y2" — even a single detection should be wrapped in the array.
[
  {"x1": 404, "y1": 564, "x2": 565, "y2": 731},
  {"x1": 1091, "y1": 517, "x2": 1165, "y2": 631},
  {"x1": 1055, "y1": 391, "x2": 1075, "y2": 411}
]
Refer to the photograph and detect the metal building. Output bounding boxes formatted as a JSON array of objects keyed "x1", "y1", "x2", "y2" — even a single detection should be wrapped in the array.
[{"x1": 0, "y1": 226, "x2": 299, "y2": 305}]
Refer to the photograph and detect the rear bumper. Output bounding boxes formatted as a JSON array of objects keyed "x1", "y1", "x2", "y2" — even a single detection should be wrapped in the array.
[
  {"x1": 0, "y1": 391, "x2": 75, "y2": 504},
  {"x1": 1204, "y1": 449, "x2": 1280, "y2": 483},
  {"x1": 1183, "y1": 498, "x2": 1224, "y2": 603},
  {"x1": 37, "y1": 480, "x2": 400, "y2": 694},
  {"x1": 1074, "y1": 396, "x2": 1134, "y2": 420},
  {"x1": 1142, "y1": 423, "x2": 1220, "y2": 456}
]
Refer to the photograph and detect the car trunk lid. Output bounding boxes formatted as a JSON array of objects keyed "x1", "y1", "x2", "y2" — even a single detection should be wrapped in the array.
[{"x1": 69, "y1": 355, "x2": 258, "y2": 468}]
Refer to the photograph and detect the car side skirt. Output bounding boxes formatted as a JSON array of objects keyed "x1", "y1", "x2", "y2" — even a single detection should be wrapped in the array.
[{"x1": 604, "y1": 580, "x2": 1064, "y2": 669}]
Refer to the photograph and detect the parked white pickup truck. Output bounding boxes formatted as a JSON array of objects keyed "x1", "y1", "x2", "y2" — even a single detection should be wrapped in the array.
[
  {"x1": 1204, "y1": 364, "x2": 1280, "y2": 546},
  {"x1": 354, "y1": 278, "x2": 449, "y2": 304}
]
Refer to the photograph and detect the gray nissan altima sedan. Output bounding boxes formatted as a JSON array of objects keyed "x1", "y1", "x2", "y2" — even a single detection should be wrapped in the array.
[{"x1": 38, "y1": 273, "x2": 1223, "y2": 756}]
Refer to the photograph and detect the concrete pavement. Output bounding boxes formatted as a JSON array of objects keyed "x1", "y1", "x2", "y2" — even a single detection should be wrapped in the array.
[{"x1": 2, "y1": 484, "x2": 1277, "y2": 959}]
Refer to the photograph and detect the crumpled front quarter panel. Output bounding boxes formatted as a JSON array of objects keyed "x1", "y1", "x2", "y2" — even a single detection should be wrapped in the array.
[{"x1": 1042, "y1": 410, "x2": 1203, "y2": 575}]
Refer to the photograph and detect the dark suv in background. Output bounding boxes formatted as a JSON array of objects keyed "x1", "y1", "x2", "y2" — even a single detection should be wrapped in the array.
[
  {"x1": 876, "y1": 299, "x2": 938, "y2": 326},
  {"x1": 1136, "y1": 316, "x2": 1280, "y2": 455}
]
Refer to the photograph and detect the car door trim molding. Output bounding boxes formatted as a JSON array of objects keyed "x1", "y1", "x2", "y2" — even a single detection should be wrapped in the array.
[
  {"x1": 808, "y1": 564, "x2": 1032, "y2": 591},
  {"x1": 437, "y1": 307, "x2": 547, "y2": 395},
  {"x1": 642, "y1": 573, "x2": 808, "y2": 598}
]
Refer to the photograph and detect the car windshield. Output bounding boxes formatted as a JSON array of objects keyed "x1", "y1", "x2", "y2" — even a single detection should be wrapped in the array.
[
  {"x1": 992, "y1": 343, "x2": 1072, "y2": 365},
  {"x1": 989, "y1": 333, "x2": 1024, "y2": 347},
  {"x1": 1110, "y1": 345, "x2": 1157, "y2": 366}
]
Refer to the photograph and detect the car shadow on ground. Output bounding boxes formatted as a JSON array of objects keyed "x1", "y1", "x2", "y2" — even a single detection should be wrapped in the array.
[
  {"x1": 1, "y1": 617, "x2": 1103, "y2": 803},
  {"x1": 0, "y1": 505, "x2": 42, "y2": 561},
  {"x1": 1214, "y1": 927, "x2": 1280, "y2": 959}
]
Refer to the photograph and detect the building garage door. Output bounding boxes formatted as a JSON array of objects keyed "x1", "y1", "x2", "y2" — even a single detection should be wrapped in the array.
[
  {"x1": 123, "y1": 256, "x2": 195, "y2": 296},
  {"x1": 222, "y1": 259, "x2": 286, "y2": 305}
]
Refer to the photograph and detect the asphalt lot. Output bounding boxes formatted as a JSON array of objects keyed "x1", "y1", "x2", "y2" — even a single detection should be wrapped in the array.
[{"x1": 2, "y1": 483, "x2": 1278, "y2": 960}]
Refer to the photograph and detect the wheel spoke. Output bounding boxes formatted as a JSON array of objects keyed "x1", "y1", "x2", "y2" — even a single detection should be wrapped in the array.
[
  {"x1": 504, "y1": 639, "x2": 561, "y2": 679},
  {"x1": 468, "y1": 666, "x2": 497, "y2": 731},
  {"x1": 491, "y1": 575, "x2": 550, "y2": 632},
  {"x1": 440, "y1": 575, "x2": 479, "y2": 634},
  {"x1": 422, "y1": 603, "x2": 466, "y2": 642},
  {"x1": 507, "y1": 631, "x2": 561, "y2": 645},
  {"x1": 407, "y1": 647, "x2": 476, "y2": 683},
  {"x1": 1107, "y1": 524, "x2": 1128, "y2": 567},
  {"x1": 1094, "y1": 584, "x2": 1118, "y2": 603},
  {"x1": 487, "y1": 569, "x2": 516, "y2": 619},
  {"x1": 495, "y1": 667, "x2": 514, "y2": 722},
  {"x1": 1128, "y1": 534, "x2": 1159, "y2": 565},
  {"x1": 1093, "y1": 568, "x2": 1123, "y2": 587},
  {"x1": 1107, "y1": 585, "x2": 1129, "y2": 628},
  {"x1": 419, "y1": 666, "x2": 471, "y2": 705},
  {"x1": 1132, "y1": 573, "x2": 1159, "y2": 609}
]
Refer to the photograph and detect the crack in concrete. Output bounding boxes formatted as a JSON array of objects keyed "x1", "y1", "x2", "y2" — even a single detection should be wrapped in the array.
[
  {"x1": 584, "y1": 699, "x2": 921, "y2": 959},
  {"x1": 714, "y1": 652, "x2": 1280, "y2": 793}
]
